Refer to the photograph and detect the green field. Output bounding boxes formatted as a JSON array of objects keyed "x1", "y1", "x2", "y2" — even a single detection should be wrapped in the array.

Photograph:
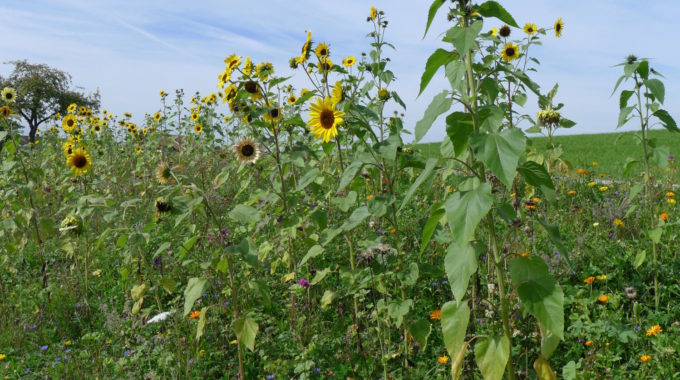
[{"x1": 418, "y1": 129, "x2": 680, "y2": 178}]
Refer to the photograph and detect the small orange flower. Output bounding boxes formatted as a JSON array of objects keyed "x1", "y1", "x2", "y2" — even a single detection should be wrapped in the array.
[
  {"x1": 521, "y1": 252, "x2": 530, "y2": 257},
  {"x1": 597, "y1": 295, "x2": 609, "y2": 303},
  {"x1": 614, "y1": 218, "x2": 624, "y2": 228},
  {"x1": 438, "y1": 355, "x2": 450, "y2": 364},
  {"x1": 584, "y1": 340, "x2": 593, "y2": 347},
  {"x1": 532, "y1": 197, "x2": 540, "y2": 204},
  {"x1": 584, "y1": 276, "x2": 595, "y2": 285},
  {"x1": 640, "y1": 354, "x2": 651, "y2": 363},
  {"x1": 660, "y1": 213, "x2": 669, "y2": 221},
  {"x1": 567, "y1": 190, "x2": 577, "y2": 196},
  {"x1": 430, "y1": 309, "x2": 441, "y2": 320},
  {"x1": 646, "y1": 325, "x2": 662, "y2": 336},
  {"x1": 390, "y1": 227, "x2": 397, "y2": 234},
  {"x1": 667, "y1": 192, "x2": 675, "y2": 198},
  {"x1": 189, "y1": 310, "x2": 201, "y2": 319},
  {"x1": 366, "y1": 194, "x2": 374, "y2": 201},
  {"x1": 576, "y1": 168, "x2": 590, "y2": 175}
]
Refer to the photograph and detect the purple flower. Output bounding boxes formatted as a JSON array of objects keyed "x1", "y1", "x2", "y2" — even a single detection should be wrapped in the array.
[
  {"x1": 209, "y1": 235, "x2": 215, "y2": 244},
  {"x1": 578, "y1": 338, "x2": 583, "y2": 343},
  {"x1": 29, "y1": 324, "x2": 37, "y2": 330},
  {"x1": 441, "y1": 279, "x2": 448, "y2": 285},
  {"x1": 76, "y1": 303, "x2": 82, "y2": 308},
  {"x1": 64, "y1": 349, "x2": 71, "y2": 354},
  {"x1": 221, "y1": 228, "x2": 231, "y2": 236},
  {"x1": 266, "y1": 375, "x2": 275, "y2": 380},
  {"x1": 635, "y1": 326, "x2": 641, "y2": 331},
  {"x1": 188, "y1": 358, "x2": 194, "y2": 365},
  {"x1": 376, "y1": 229, "x2": 384, "y2": 235},
  {"x1": 25, "y1": 369, "x2": 31, "y2": 374},
  {"x1": 224, "y1": 301, "x2": 230, "y2": 306},
  {"x1": 432, "y1": 281, "x2": 439, "y2": 288},
  {"x1": 55, "y1": 357, "x2": 61, "y2": 362},
  {"x1": 124, "y1": 349, "x2": 131, "y2": 357},
  {"x1": 298, "y1": 278, "x2": 310, "y2": 289},
  {"x1": 669, "y1": 155, "x2": 675, "y2": 161},
  {"x1": 314, "y1": 367, "x2": 321, "y2": 373},
  {"x1": 41, "y1": 345, "x2": 49, "y2": 351},
  {"x1": 154, "y1": 256, "x2": 162, "y2": 267}
]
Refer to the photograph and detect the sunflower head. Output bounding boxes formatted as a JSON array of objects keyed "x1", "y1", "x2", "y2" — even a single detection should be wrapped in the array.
[
  {"x1": 315, "y1": 43, "x2": 330, "y2": 60},
  {"x1": 224, "y1": 54, "x2": 241, "y2": 72},
  {"x1": 191, "y1": 112, "x2": 199, "y2": 122},
  {"x1": 243, "y1": 80, "x2": 259, "y2": 95},
  {"x1": 264, "y1": 106, "x2": 281, "y2": 124},
  {"x1": 342, "y1": 55, "x2": 357, "y2": 68},
  {"x1": 369, "y1": 6, "x2": 378, "y2": 21},
  {"x1": 233, "y1": 137, "x2": 260, "y2": 164},
  {"x1": 523, "y1": 23, "x2": 538, "y2": 35},
  {"x1": 67, "y1": 103, "x2": 78, "y2": 113},
  {"x1": 499, "y1": 25, "x2": 511, "y2": 38},
  {"x1": 153, "y1": 112, "x2": 162, "y2": 122},
  {"x1": 256, "y1": 62, "x2": 274, "y2": 81},
  {"x1": 626, "y1": 54, "x2": 638, "y2": 65},
  {"x1": 490, "y1": 27, "x2": 498, "y2": 37},
  {"x1": 156, "y1": 162, "x2": 173, "y2": 184},
  {"x1": 1, "y1": 87, "x2": 16, "y2": 103},
  {"x1": 155, "y1": 197, "x2": 172, "y2": 213},
  {"x1": 67, "y1": 148, "x2": 92, "y2": 176},
  {"x1": 307, "y1": 97, "x2": 345, "y2": 143},
  {"x1": 332, "y1": 81, "x2": 344, "y2": 104},
  {"x1": 62, "y1": 114, "x2": 77, "y2": 133},
  {"x1": 318, "y1": 59, "x2": 334, "y2": 74},
  {"x1": 194, "y1": 124, "x2": 203, "y2": 134},
  {"x1": 554, "y1": 18, "x2": 564, "y2": 38},
  {"x1": 500, "y1": 42, "x2": 520, "y2": 62},
  {"x1": 287, "y1": 94, "x2": 298, "y2": 105},
  {"x1": 243, "y1": 57, "x2": 253, "y2": 76},
  {"x1": 0, "y1": 106, "x2": 12, "y2": 119}
]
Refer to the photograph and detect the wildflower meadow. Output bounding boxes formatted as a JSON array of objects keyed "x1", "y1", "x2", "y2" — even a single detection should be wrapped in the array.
[{"x1": 2, "y1": 1, "x2": 680, "y2": 379}]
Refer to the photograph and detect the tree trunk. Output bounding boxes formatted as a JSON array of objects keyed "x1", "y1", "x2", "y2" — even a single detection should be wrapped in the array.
[{"x1": 29, "y1": 122, "x2": 38, "y2": 143}]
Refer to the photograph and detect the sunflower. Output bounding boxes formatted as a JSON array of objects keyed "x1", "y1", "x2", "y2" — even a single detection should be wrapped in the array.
[
  {"x1": 67, "y1": 103, "x2": 78, "y2": 113},
  {"x1": 554, "y1": 18, "x2": 564, "y2": 38},
  {"x1": 315, "y1": 43, "x2": 330, "y2": 60},
  {"x1": 0, "y1": 106, "x2": 12, "y2": 119},
  {"x1": 194, "y1": 124, "x2": 203, "y2": 134},
  {"x1": 256, "y1": 62, "x2": 274, "y2": 81},
  {"x1": 318, "y1": 58, "x2": 333, "y2": 73},
  {"x1": 223, "y1": 84, "x2": 238, "y2": 104},
  {"x1": 369, "y1": 6, "x2": 377, "y2": 20},
  {"x1": 307, "y1": 97, "x2": 345, "y2": 143},
  {"x1": 499, "y1": 25, "x2": 511, "y2": 37},
  {"x1": 155, "y1": 197, "x2": 172, "y2": 213},
  {"x1": 332, "y1": 81, "x2": 343, "y2": 104},
  {"x1": 243, "y1": 80, "x2": 259, "y2": 95},
  {"x1": 191, "y1": 112, "x2": 199, "y2": 122},
  {"x1": 500, "y1": 42, "x2": 520, "y2": 62},
  {"x1": 224, "y1": 54, "x2": 241, "y2": 72},
  {"x1": 523, "y1": 23, "x2": 537, "y2": 35},
  {"x1": 233, "y1": 137, "x2": 260, "y2": 164},
  {"x1": 217, "y1": 70, "x2": 231, "y2": 88},
  {"x1": 160, "y1": 90, "x2": 167, "y2": 97},
  {"x1": 490, "y1": 27, "x2": 498, "y2": 37},
  {"x1": 67, "y1": 148, "x2": 92, "y2": 176},
  {"x1": 243, "y1": 56, "x2": 253, "y2": 76},
  {"x1": 1, "y1": 87, "x2": 16, "y2": 103},
  {"x1": 62, "y1": 114, "x2": 77, "y2": 133},
  {"x1": 153, "y1": 112, "x2": 162, "y2": 122},
  {"x1": 263, "y1": 106, "x2": 282, "y2": 124},
  {"x1": 134, "y1": 145, "x2": 142, "y2": 154},
  {"x1": 296, "y1": 31, "x2": 313, "y2": 64},
  {"x1": 342, "y1": 55, "x2": 357, "y2": 68},
  {"x1": 287, "y1": 94, "x2": 297, "y2": 105},
  {"x1": 156, "y1": 162, "x2": 173, "y2": 184}
]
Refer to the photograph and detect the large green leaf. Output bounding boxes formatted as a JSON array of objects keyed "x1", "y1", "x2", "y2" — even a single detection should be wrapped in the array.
[
  {"x1": 441, "y1": 301, "x2": 470, "y2": 358},
  {"x1": 337, "y1": 161, "x2": 363, "y2": 192},
  {"x1": 471, "y1": 128, "x2": 526, "y2": 188},
  {"x1": 476, "y1": 1, "x2": 519, "y2": 27},
  {"x1": 415, "y1": 91, "x2": 452, "y2": 142},
  {"x1": 445, "y1": 242, "x2": 478, "y2": 302},
  {"x1": 408, "y1": 319, "x2": 432, "y2": 349},
  {"x1": 229, "y1": 204, "x2": 260, "y2": 224},
  {"x1": 419, "y1": 49, "x2": 457, "y2": 96},
  {"x1": 474, "y1": 336, "x2": 510, "y2": 380},
  {"x1": 183, "y1": 277, "x2": 206, "y2": 316},
  {"x1": 387, "y1": 299, "x2": 413, "y2": 327},
  {"x1": 619, "y1": 90, "x2": 634, "y2": 109},
  {"x1": 445, "y1": 61, "x2": 467, "y2": 95},
  {"x1": 400, "y1": 158, "x2": 438, "y2": 213},
  {"x1": 234, "y1": 317, "x2": 258, "y2": 352},
  {"x1": 446, "y1": 112, "x2": 474, "y2": 157},
  {"x1": 423, "y1": 0, "x2": 446, "y2": 38},
  {"x1": 517, "y1": 161, "x2": 556, "y2": 204},
  {"x1": 644, "y1": 79, "x2": 665, "y2": 104},
  {"x1": 341, "y1": 206, "x2": 370, "y2": 231},
  {"x1": 653, "y1": 109, "x2": 679, "y2": 132},
  {"x1": 295, "y1": 167, "x2": 319, "y2": 192},
  {"x1": 445, "y1": 183, "x2": 493, "y2": 243},
  {"x1": 477, "y1": 105, "x2": 504, "y2": 133},
  {"x1": 509, "y1": 256, "x2": 564, "y2": 339},
  {"x1": 420, "y1": 205, "x2": 445, "y2": 255},
  {"x1": 445, "y1": 21, "x2": 484, "y2": 57},
  {"x1": 617, "y1": 106, "x2": 634, "y2": 128}
]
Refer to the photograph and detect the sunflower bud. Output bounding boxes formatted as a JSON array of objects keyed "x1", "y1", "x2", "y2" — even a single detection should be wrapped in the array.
[
  {"x1": 60, "y1": 214, "x2": 83, "y2": 235},
  {"x1": 378, "y1": 88, "x2": 390, "y2": 101},
  {"x1": 499, "y1": 25, "x2": 511, "y2": 37},
  {"x1": 537, "y1": 109, "x2": 561, "y2": 126}
]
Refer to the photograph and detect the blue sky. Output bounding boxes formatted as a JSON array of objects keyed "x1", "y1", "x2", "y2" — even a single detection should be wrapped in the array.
[{"x1": 1, "y1": 0, "x2": 679, "y2": 142}]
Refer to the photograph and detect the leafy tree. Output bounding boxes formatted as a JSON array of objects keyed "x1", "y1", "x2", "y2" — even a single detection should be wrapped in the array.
[{"x1": 0, "y1": 60, "x2": 100, "y2": 142}]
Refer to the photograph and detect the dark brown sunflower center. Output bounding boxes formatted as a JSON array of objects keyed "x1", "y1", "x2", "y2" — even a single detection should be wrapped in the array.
[
  {"x1": 499, "y1": 26, "x2": 511, "y2": 37},
  {"x1": 95, "y1": 126, "x2": 100, "y2": 131},
  {"x1": 229, "y1": 60, "x2": 239, "y2": 69},
  {"x1": 505, "y1": 47, "x2": 516, "y2": 56},
  {"x1": 556, "y1": 24, "x2": 562, "y2": 32},
  {"x1": 241, "y1": 144, "x2": 255, "y2": 157},
  {"x1": 73, "y1": 154, "x2": 87, "y2": 168},
  {"x1": 270, "y1": 109, "x2": 279, "y2": 119},
  {"x1": 320, "y1": 49, "x2": 327, "y2": 56},
  {"x1": 67, "y1": 119, "x2": 74, "y2": 127},
  {"x1": 4, "y1": 93, "x2": 12, "y2": 100},
  {"x1": 156, "y1": 201, "x2": 171, "y2": 212},
  {"x1": 244, "y1": 81, "x2": 258, "y2": 94},
  {"x1": 320, "y1": 110, "x2": 335, "y2": 129}
]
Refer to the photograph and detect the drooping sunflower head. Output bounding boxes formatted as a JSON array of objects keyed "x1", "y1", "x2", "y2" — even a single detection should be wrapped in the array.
[
  {"x1": 67, "y1": 148, "x2": 92, "y2": 176},
  {"x1": 523, "y1": 23, "x2": 537, "y2": 35},
  {"x1": 318, "y1": 58, "x2": 334, "y2": 74},
  {"x1": 156, "y1": 162, "x2": 173, "y2": 184},
  {"x1": 233, "y1": 137, "x2": 260, "y2": 164},
  {"x1": 256, "y1": 62, "x2": 274, "y2": 81},
  {"x1": 243, "y1": 80, "x2": 259, "y2": 95},
  {"x1": 194, "y1": 124, "x2": 203, "y2": 134},
  {"x1": 315, "y1": 43, "x2": 330, "y2": 60},
  {"x1": 60, "y1": 214, "x2": 83, "y2": 235},
  {"x1": 499, "y1": 25, "x2": 511, "y2": 38},
  {"x1": 296, "y1": 31, "x2": 313, "y2": 64},
  {"x1": 307, "y1": 97, "x2": 345, "y2": 143},
  {"x1": 554, "y1": 18, "x2": 564, "y2": 38},
  {"x1": 1, "y1": 87, "x2": 16, "y2": 103},
  {"x1": 62, "y1": 114, "x2": 77, "y2": 133},
  {"x1": 537, "y1": 109, "x2": 561, "y2": 126},
  {"x1": 500, "y1": 42, "x2": 520, "y2": 62},
  {"x1": 626, "y1": 54, "x2": 638, "y2": 65},
  {"x1": 155, "y1": 197, "x2": 172, "y2": 213},
  {"x1": 342, "y1": 55, "x2": 357, "y2": 68}
]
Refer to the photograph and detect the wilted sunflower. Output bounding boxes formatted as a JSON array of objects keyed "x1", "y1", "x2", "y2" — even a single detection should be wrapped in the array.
[
  {"x1": 67, "y1": 148, "x2": 92, "y2": 176},
  {"x1": 194, "y1": 124, "x2": 203, "y2": 134},
  {"x1": 287, "y1": 94, "x2": 297, "y2": 105},
  {"x1": 243, "y1": 80, "x2": 259, "y2": 95},
  {"x1": 332, "y1": 81, "x2": 343, "y2": 104},
  {"x1": 315, "y1": 43, "x2": 330, "y2": 60},
  {"x1": 500, "y1": 42, "x2": 520, "y2": 62},
  {"x1": 62, "y1": 114, "x2": 77, "y2": 133},
  {"x1": 523, "y1": 23, "x2": 537, "y2": 35},
  {"x1": 342, "y1": 55, "x2": 357, "y2": 68},
  {"x1": 233, "y1": 137, "x2": 260, "y2": 164},
  {"x1": 67, "y1": 103, "x2": 78, "y2": 113},
  {"x1": 156, "y1": 162, "x2": 173, "y2": 184},
  {"x1": 499, "y1": 25, "x2": 511, "y2": 37},
  {"x1": 554, "y1": 18, "x2": 564, "y2": 38},
  {"x1": 0, "y1": 106, "x2": 12, "y2": 119},
  {"x1": 1, "y1": 87, "x2": 16, "y2": 103},
  {"x1": 153, "y1": 112, "x2": 162, "y2": 122},
  {"x1": 256, "y1": 62, "x2": 274, "y2": 81},
  {"x1": 307, "y1": 97, "x2": 345, "y2": 143}
]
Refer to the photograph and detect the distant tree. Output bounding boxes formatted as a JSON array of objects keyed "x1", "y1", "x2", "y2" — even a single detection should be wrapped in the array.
[{"x1": 0, "y1": 60, "x2": 100, "y2": 142}]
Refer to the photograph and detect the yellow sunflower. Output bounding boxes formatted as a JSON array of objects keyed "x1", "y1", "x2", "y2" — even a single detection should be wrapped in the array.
[
  {"x1": 0, "y1": 106, "x2": 12, "y2": 119},
  {"x1": 332, "y1": 81, "x2": 343, "y2": 104},
  {"x1": 296, "y1": 31, "x2": 313, "y2": 64},
  {"x1": 67, "y1": 103, "x2": 77, "y2": 113},
  {"x1": 217, "y1": 70, "x2": 231, "y2": 88},
  {"x1": 191, "y1": 112, "x2": 199, "y2": 122},
  {"x1": 1, "y1": 87, "x2": 16, "y2": 103},
  {"x1": 263, "y1": 106, "x2": 281, "y2": 124},
  {"x1": 67, "y1": 148, "x2": 92, "y2": 176},
  {"x1": 160, "y1": 90, "x2": 166, "y2": 97},
  {"x1": 256, "y1": 62, "x2": 274, "y2": 81},
  {"x1": 490, "y1": 27, "x2": 498, "y2": 36},
  {"x1": 243, "y1": 56, "x2": 253, "y2": 76},
  {"x1": 307, "y1": 97, "x2": 345, "y2": 143},
  {"x1": 287, "y1": 94, "x2": 297, "y2": 105},
  {"x1": 223, "y1": 84, "x2": 238, "y2": 104},
  {"x1": 500, "y1": 42, "x2": 520, "y2": 62},
  {"x1": 369, "y1": 6, "x2": 377, "y2": 20},
  {"x1": 318, "y1": 58, "x2": 333, "y2": 73},
  {"x1": 554, "y1": 18, "x2": 564, "y2": 38},
  {"x1": 194, "y1": 124, "x2": 203, "y2": 134},
  {"x1": 135, "y1": 145, "x2": 142, "y2": 154},
  {"x1": 153, "y1": 112, "x2": 162, "y2": 122},
  {"x1": 233, "y1": 137, "x2": 260, "y2": 164},
  {"x1": 224, "y1": 54, "x2": 241, "y2": 72},
  {"x1": 342, "y1": 55, "x2": 357, "y2": 68},
  {"x1": 315, "y1": 43, "x2": 330, "y2": 60},
  {"x1": 62, "y1": 114, "x2": 77, "y2": 133},
  {"x1": 523, "y1": 23, "x2": 537, "y2": 35}
]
